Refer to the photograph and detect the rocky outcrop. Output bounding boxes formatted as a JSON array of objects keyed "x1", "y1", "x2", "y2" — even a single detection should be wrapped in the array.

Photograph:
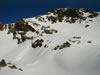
[
  {"x1": 35, "y1": 8, "x2": 99, "y2": 24},
  {"x1": 0, "y1": 22, "x2": 7, "y2": 31},
  {"x1": 32, "y1": 39, "x2": 44, "y2": 48},
  {"x1": 15, "y1": 19, "x2": 35, "y2": 32},
  {"x1": 0, "y1": 59, "x2": 7, "y2": 68},
  {"x1": 54, "y1": 42, "x2": 71, "y2": 50},
  {"x1": 0, "y1": 59, "x2": 22, "y2": 71}
]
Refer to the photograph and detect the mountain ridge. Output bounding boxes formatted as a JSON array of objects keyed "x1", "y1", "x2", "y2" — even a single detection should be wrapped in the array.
[{"x1": 0, "y1": 8, "x2": 100, "y2": 75}]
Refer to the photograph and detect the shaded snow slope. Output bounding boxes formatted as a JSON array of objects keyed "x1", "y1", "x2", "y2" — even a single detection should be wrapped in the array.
[{"x1": 0, "y1": 8, "x2": 100, "y2": 75}]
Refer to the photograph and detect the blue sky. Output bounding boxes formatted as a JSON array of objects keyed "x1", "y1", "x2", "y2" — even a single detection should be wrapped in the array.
[{"x1": 0, "y1": 0, "x2": 100, "y2": 24}]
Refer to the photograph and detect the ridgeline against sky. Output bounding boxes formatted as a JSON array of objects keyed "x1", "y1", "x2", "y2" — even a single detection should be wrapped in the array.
[{"x1": 0, "y1": 0, "x2": 100, "y2": 24}]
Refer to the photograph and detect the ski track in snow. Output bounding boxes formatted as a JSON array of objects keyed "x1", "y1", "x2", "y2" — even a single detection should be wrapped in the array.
[{"x1": 15, "y1": 44, "x2": 31, "y2": 62}]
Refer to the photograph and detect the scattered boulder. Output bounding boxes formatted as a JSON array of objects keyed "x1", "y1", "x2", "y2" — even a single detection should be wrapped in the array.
[
  {"x1": 54, "y1": 42, "x2": 71, "y2": 50},
  {"x1": 40, "y1": 39, "x2": 44, "y2": 42},
  {"x1": 9, "y1": 64, "x2": 17, "y2": 69},
  {"x1": 44, "y1": 29, "x2": 53, "y2": 34},
  {"x1": 0, "y1": 22, "x2": 5, "y2": 31},
  {"x1": 73, "y1": 37, "x2": 81, "y2": 39},
  {"x1": 54, "y1": 45, "x2": 60, "y2": 50},
  {"x1": 88, "y1": 41, "x2": 92, "y2": 43},
  {"x1": 32, "y1": 39, "x2": 44, "y2": 48},
  {"x1": 43, "y1": 29, "x2": 58, "y2": 34},
  {"x1": 18, "y1": 68, "x2": 23, "y2": 71},
  {"x1": 59, "y1": 42, "x2": 71, "y2": 49},
  {"x1": 44, "y1": 44, "x2": 48, "y2": 48},
  {"x1": 85, "y1": 25, "x2": 90, "y2": 28},
  {"x1": 0, "y1": 59, "x2": 7, "y2": 68},
  {"x1": 89, "y1": 20, "x2": 93, "y2": 22}
]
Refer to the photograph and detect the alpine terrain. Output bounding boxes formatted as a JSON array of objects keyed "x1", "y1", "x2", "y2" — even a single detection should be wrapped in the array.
[{"x1": 0, "y1": 8, "x2": 100, "y2": 75}]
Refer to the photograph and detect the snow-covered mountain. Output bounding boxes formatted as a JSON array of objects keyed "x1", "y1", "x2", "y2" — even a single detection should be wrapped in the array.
[{"x1": 0, "y1": 8, "x2": 100, "y2": 75}]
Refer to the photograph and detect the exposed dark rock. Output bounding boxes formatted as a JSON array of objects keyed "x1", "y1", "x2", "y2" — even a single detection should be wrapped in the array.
[
  {"x1": 16, "y1": 37, "x2": 22, "y2": 44},
  {"x1": 32, "y1": 22, "x2": 40, "y2": 26},
  {"x1": 44, "y1": 29, "x2": 53, "y2": 34},
  {"x1": 35, "y1": 30, "x2": 39, "y2": 34},
  {"x1": 59, "y1": 42, "x2": 71, "y2": 49},
  {"x1": 0, "y1": 22, "x2": 5, "y2": 31},
  {"x1": 13, "y1": 31, "x2": 17, "y2": 39},
  {"x1": 43, "y1": 28, "x2": 58, "y2": 34},
  {"x1": 54, "y1": 42, "x2": 71, "y2": 50},
  {"x1": 85, "y1": 25, "x2": 90, "y2": 28},
  {"x1": 38, "y1": 42, "x2": 42, "y2": 47},
  {"x1": 32, "y1": 39, "x2": 44, "y2": 48},
  {"x1": 73, "y1": 37, "x2": 81, "y2": 39},
  {"x1": 15, "y1": 19, "x2": 35, "y2": 32},
  {"x1": 0, "y1": 59, "x2": 7, "y2": 68},
  {"x1": 81, "y1": 8, "x2": 99, "y2": 18},
  {"x1": 0, "y1": 59, "x2": 23, "y2": 71},
  {"x1": 9, "y1": 64, "x2": 23, "y2": 71},
  {"x1": 21, "y1": 35, "x2": 26, "y2": 42},
  {"x1": 8, "y1": 62, "x2": 12, "y2": 65},
  {"x1": 69, "y1": 40, "x2": 80, "y2": 44},
  {"x1": 32, "y1": 43, "x2": 38, "y2": 48},
  {"x1": 47, "y1": 16, "x2": 57, "y2": 23},
  {"x1": 40, "y1": 39, "x2": 44, "y2": 42},
  {"x1": 18, "y1": 68, "x2": 23, "y2": 71},
  {"x1": 26, "y1": 36, "x2": 34, "y2": 40},
  {"x1": 88, "y1": 41, "x2": 92, "y2": 43},
  {"x1": 41, "y1": 26, "x2": 50, "y2": 30},
  {"x1": 89, "y1": 20, "x2": 93, "y2": 22},
  {"x1": 35, "y1": 16, "x2": 46, "y2": 22},
  {"x1": 47, "y1": 8, "x2": 99, "y2": 24},
  {"x1": 48, "y1": 8, "x2": 87, "y2": 23},
  {"x1": 44, "y1": 44, "x2": 48, "y2": 48},
  {"x1": 9, "y1": 64, "x2": 17, "y2": 69},
  {"x1": 54, "y1": 45, "x2": 60, "y2": 50}
]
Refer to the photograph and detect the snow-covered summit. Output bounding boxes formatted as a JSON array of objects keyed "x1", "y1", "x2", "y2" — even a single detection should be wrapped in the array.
[{"x1": 0, "y1": 8, "x2": 100, "y2": 75}]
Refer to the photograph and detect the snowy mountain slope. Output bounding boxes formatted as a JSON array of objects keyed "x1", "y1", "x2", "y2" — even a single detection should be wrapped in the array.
[{"x1": 0, "y1": 8, "x2": 100, "y2": 75}]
